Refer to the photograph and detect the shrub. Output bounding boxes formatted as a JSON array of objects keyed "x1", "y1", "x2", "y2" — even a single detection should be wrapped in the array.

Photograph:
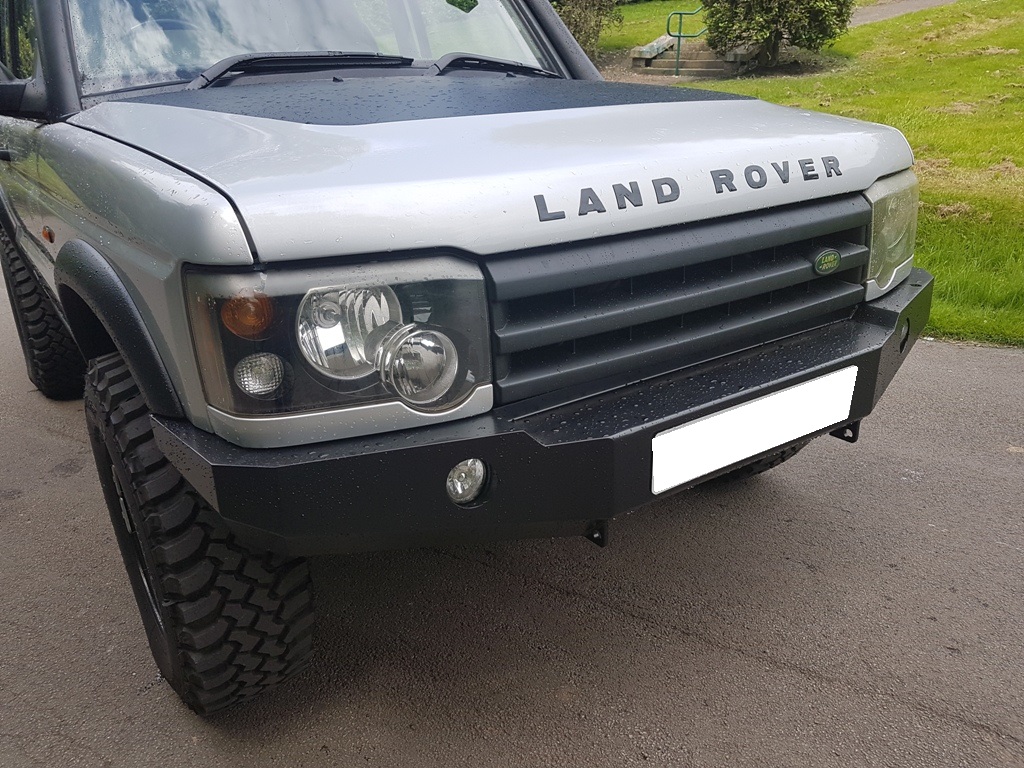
[
  {"x1": 554, "y1": 0, "x2": 623, "y2": 60},
  {"x1": 703, "y1": 0, "x2": 855, "y2": 68}
]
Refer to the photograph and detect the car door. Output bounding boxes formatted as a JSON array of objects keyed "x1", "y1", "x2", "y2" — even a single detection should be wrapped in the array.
[{"x1": 0, "y1": 0, "x2": 51, "y2": 285}]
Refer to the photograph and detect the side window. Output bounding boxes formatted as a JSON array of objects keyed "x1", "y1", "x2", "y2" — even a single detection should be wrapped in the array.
[{"x1": 0, "y1": 0, "x2": 35, "y2": 81}]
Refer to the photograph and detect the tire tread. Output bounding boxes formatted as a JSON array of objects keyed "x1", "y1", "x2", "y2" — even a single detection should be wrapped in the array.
[
  {"x1": 85, "y1": 353, "x2": 313, "y2": 714},
  {"x1": 0, "y1": 232, "x2": 85, "y2": 399}
]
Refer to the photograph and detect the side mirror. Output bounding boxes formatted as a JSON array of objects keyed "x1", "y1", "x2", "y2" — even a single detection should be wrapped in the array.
[{"x1": 0, "y1": 82, "x2": 28, "y2": 116}]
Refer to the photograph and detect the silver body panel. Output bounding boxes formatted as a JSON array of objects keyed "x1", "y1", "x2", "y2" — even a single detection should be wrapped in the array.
[
  {"x1": 208, "y1": 384, "x2": 494, "y2": 448},
  {"x1": 29, "y1": 123, "x2": 254, "y2": 430},
  {"x1": 70, "y1": 99, "x2": 914, "y2": 261},
  {"x1": 866, "y1": 256, "x2": 915, "y2": 301}
]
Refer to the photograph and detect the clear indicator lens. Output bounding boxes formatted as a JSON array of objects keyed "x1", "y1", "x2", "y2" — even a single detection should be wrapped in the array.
[
  {"x1": 234, "y1": 353, "x2": 285, "y2": 397},
  {"x1": 297, "y1": 286, "x2": 402, "y2": 380},
  {"x1": 376, "y1": 324, "x2": 459, "y2": 406},
  {"x1": 866, "y1": 171, "x2": 919, "y2": 290},
  {"x1": 446, "y1": 458, "x2": 487, "y2": 505},
  {"x1": 877, "y1": 194, "x2": 913, "y2": 253}
]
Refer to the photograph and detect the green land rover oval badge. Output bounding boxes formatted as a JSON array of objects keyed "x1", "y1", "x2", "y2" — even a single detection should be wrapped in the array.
[{"x1": 813, "y1": 248, "x2": 842, "y2": 275}]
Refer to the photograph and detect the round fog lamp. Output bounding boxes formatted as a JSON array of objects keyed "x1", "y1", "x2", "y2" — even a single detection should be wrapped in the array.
[
  {"x1": 376, "y1": 324, "x2": 459, "y2": 406},
  {"x1": 234, "y1": 352, "x2": 285, "y2": 397},
  {"x1": 446, "y1": 459, "x2": 487, "y2": 505}
]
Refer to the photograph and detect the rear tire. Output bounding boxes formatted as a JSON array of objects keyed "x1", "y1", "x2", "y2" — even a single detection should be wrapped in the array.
[
  {"x1": 0, "y1": 230, "x2": 85, "y2": 399},
  {"x1": 85, "y1": 352, "x2": 314, "y2": 714}
]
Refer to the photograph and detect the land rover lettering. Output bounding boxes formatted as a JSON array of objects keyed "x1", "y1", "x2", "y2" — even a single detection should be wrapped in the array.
[
  {"x1": 534, "y1": 176, "x2": 682, "y2": 222},
  {"x1": 711, "y1": 156, "x2": 844, "y2": 193}
]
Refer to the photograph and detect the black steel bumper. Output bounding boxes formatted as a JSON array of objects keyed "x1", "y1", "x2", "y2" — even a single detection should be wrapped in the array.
[{"x1": 154, "y1": 269, "x2": 933, "y2": 556}]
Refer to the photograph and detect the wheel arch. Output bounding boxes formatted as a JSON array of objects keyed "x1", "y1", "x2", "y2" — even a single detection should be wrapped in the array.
[{"x1": 55, "y1": 240, "x2": 184, "y2": 418}]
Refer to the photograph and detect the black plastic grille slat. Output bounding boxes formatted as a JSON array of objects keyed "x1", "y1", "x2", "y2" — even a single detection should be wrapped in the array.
[
  {"x1": 496, "y1": 242, "x2": 869, "y2": 355},
  {"x1": 485, "y1": 194, "x2": 871, "y2": 301},
  {"x1": 485, "y1": 195, "x2": 873, "y2": 405},
  {"x1": 497, "y1": 281, "x2": 865, "y2": 403}
]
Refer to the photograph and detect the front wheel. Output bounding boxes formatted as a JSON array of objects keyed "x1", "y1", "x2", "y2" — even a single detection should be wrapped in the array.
[{"x1": 85, "y1": 352, "x2": 314, "y2": 714}]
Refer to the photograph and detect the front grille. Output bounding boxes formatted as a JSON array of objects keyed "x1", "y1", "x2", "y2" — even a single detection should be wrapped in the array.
[{"x1": 484, "y1": 194, "x2": 871, "y2": 404}]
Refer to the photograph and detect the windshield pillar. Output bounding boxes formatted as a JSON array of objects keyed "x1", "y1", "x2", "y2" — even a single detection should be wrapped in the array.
[{"x1": 34, "y1": 0, "x2": 82, "y2": 118}]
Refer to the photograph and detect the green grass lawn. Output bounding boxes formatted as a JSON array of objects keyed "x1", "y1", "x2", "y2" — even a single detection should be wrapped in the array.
[{"x1": 600, "y1": 0, "x2": 1024, "y2": 345}]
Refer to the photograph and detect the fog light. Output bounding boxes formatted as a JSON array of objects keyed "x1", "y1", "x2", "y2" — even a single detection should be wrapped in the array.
[
  {"x1": 446, "y1": 459, "x2": 487, "y2": 505},
  {"x1": 234, "y1": 353, "x2": 285, "y2": 397},
  {"x1": 376, "y1": 324, "x2": 459, "y2": 406}
]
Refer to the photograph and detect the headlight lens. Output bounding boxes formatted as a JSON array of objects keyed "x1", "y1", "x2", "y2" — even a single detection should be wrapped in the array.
[
  {"x1": 185, "y1": 257, "x2": 491, "y2": 418},
  {"x1": 375, "y1": 323, "x2": 460, "y2": 405},
  {"x1": 296, "y1": 286, "x2": 402, "y2": 380},
  {"x1": 864, "y1": 169, "x2": 919, "y2": 300}
]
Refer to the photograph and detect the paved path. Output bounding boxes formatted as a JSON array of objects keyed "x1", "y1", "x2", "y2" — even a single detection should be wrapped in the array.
[
  {"x1": 2, "y1": 279, "x2": 1024, "y2": 766},
  {"x1": 852, "y1": 0, "x2": 958, "y2": 27}
]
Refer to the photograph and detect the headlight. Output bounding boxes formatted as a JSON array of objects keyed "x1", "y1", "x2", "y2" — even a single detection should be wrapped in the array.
[
  {"x1": 296, "y1": 285, "x2": 404, "y2": 381},
  {"x1": 185, "y1": 257, "x2": 492, "y2": 442},
  {"x1": 864, "y1": 169, "x2": 919, "y2": 300}
]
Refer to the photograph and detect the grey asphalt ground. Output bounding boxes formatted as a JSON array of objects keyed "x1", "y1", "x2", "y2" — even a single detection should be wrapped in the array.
[
  {"x1": 851, "y1": 0, "x2": 959, "y2": 28},
  {"x1": 1, "y1": 286, "x2": 1023, "y2": 766}
]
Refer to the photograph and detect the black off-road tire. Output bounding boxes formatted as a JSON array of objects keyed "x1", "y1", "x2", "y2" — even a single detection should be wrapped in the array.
[
  {"x1": 712, "y1": 439, "x2": 812, "y2": 483},
  {"x1": 85, "y1": 352, "x2": 314, "y2": 714},
  {"x1": 0, "y1": 230, "x2": 85, "y2": 399}
]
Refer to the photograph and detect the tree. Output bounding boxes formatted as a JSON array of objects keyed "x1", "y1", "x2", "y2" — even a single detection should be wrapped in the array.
[
  {"x1": 703, "y1": 0, "x2": 855, "y2": 69},
  {"x1": 553, "y1": 0, "x2": 621, "y2": 61}
]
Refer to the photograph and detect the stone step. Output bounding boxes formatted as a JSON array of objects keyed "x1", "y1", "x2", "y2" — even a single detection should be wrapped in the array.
[
  {"x1": 670, "y1": 49, "x2": 720, "y2": 61},
  {"x1": 636, "y1": 65, "x2": 737, "y2": 78},
  {"x1": 630, "y1": 36, "x2": 722, "y2": 67},
  {"x1": 630, "y1": 35, "x2": 745, "y2": 77},
  {"x1": 630, "y1": 34, "x2": 675, "y2": 60},
  {"x1": 646, "y1": 58, "x2": 738, "y2": 71}
]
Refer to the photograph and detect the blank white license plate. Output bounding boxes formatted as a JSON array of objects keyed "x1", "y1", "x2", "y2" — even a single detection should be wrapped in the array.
[{"x1": 651, "y1": 366, "x2": 859, "y2": 494}]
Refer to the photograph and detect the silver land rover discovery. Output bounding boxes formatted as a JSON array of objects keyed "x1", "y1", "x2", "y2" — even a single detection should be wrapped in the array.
[{"x1": 0, "y1": 0, "x2": 932, "y2": 712}]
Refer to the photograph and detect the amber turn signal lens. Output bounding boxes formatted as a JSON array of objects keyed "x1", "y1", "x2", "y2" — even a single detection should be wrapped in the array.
[{"x1": 221, "y1": 293, "x2": 274, "y2": 339}]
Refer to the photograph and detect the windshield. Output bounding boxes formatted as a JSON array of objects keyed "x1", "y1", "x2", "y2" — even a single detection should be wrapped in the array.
[{"x1": 65, "y1": 0, "x2": 552, "y2": 95}]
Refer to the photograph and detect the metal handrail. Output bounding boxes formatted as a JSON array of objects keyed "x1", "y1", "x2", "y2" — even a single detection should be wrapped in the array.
[{"x1": 666, "y1": 7, "x2": 707, "y2": 76}]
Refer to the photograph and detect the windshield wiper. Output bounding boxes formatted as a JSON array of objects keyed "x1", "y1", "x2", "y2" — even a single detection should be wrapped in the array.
[
  {"x1": 428, "y1": 52, "x2": 561, "y2": 79},
  {"x1": 187, "y1": 51, "x2": 415, "y2": 90}
]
